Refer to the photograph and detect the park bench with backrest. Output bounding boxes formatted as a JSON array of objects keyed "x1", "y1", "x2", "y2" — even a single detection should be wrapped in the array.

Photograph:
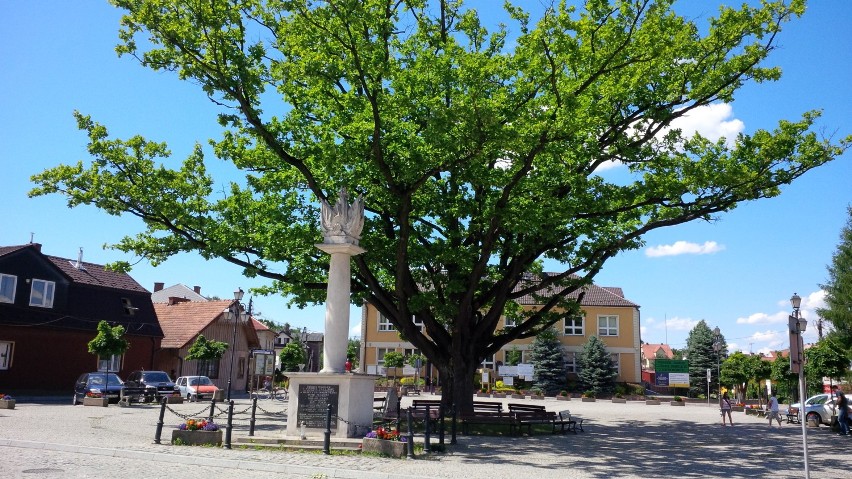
[
  {"x1": 556, "y1": 410, "x2": 584, "y2": 432},
  {"x1": 508, "y1": 403, "x2": 575, "y2": 435},
  {"x1": 786, "y1": 407, "x2": 801, "y2": 424}
]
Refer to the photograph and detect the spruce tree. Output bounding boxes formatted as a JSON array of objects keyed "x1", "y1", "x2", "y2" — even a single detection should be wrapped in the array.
[
  {"x1": 531, "y1": 328, "x2": 566, "y2": 395},
  {"x1": 578, "y1": 336, "x2": 617, "y2": 396},
  {"x1": 817, "y1": 206, "x2": 852, "y2": 356},
  {"x1": 685, "y1": 320, "x2": 727, "y2": 397}
]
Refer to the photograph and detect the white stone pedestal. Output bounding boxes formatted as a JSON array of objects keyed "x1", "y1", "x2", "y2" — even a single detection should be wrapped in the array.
[{"x1": 286, "y1": 372, "x2": 380, "y2": 438}]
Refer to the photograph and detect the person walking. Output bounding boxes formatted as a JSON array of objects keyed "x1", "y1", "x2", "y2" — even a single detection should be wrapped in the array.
[
  {"x1": 767, "y1": 393, "x2": 782, "y2": 427},
  {"x1": 836, "y1": 390, "x2": 850, "y2": 436},
  {"x1": 720, "y1": 392, "x2": 734, "y2": 426}
]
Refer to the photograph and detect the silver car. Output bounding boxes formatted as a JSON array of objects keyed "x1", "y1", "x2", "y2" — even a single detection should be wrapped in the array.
[
  {"x1": 790, "y1": 393, "x2": 835, "y2": 425},
  {"x1": 175, "y1": 375, "x2": 219, "y2": 401}
]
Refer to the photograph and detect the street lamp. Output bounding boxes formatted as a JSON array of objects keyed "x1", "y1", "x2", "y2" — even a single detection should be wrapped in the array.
[
  {"x1": 713, "y1": 327, "x2": 721, "y2": 400},
  {"x1": 226, "y1": 287, "x2": 247, "y2": 402},
  {"x1": 789, "y1": 293, "x2": 810, "y2": 479}
]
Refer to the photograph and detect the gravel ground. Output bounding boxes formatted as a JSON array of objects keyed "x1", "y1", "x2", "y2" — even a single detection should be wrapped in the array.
[{"x1": 1, "y1": 394, "x2": 849, "y2": 478}]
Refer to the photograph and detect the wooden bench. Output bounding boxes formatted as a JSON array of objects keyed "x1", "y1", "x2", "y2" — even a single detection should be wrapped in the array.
[
  {"x1": 786, "y1": 407, "x2": 801, "y2": 425},
  {"x1": 508, "y1": 403, "x2": 573, "y2": 435},
  {"x1": 556, "y1": 410, "x2": 582, "y2": 433}
]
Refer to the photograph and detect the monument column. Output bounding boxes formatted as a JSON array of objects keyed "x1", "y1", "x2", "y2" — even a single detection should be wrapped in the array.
[{"x1": 316, "y1": 243, "x2": 364, "y2": 372}]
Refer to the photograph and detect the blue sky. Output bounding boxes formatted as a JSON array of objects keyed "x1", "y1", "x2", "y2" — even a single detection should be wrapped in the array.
[{"x1": 1, "y1": 1, "x2": 850, "y2": 353}]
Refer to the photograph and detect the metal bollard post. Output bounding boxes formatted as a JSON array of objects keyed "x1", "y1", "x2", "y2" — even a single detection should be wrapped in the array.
[
  {"x1": 406, "y1": 407, "x2": 415, "y2": 459},
  {"x1": 224, "y1": 400, "x2": 234, "y2": 449},
  {"x1": 424, "y1": 404, "x2": 431, "y2": 453},
  {"x1": 323, "y1": 404, "x2": 332, "y2": 455},
  {"x1": 396, "y1": 394, "x2": 402, "y2": 432},
  {"x1": 249, "y1": 397, "x2": 258, "y2": 436},
  {"x1": 450, "y1": 407, "x2": 457, "y2": 445},
  {"x1": 439, "y1": 405, "x2": 445, "y2": 446},
  {"x1": 208, "y1": 398, "x2": 217, "y2": 421},
  {"x1": 154, "y1": 397, "x2": 167, "y2": 444}
]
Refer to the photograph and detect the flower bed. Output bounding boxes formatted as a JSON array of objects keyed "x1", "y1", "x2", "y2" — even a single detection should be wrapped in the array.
[
  {"x1": 0, "y1": 394, "x2": 14, "y2": 409},
  {"x1": 363, "y1": 427, "x2": 407, "y2": 458},
  {"x1": 172, "y1": 419, "x2": 222, "y2": 446}
]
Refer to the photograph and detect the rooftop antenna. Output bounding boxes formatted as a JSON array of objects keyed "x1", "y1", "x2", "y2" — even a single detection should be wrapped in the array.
[{"x1": 29, "y1": 232, "x2": 34, "y2": 244}]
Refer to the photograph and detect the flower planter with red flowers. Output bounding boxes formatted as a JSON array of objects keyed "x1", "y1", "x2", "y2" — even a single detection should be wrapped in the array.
[
  {"x1": 172, "y1": 419, "x2": 222, "y2": 446},
  {"x1": 83, "y1": 393, "x2": 108, "y2": 407},
  {"x1": 362, "y1": 427, "x2": 408, "y2": 458}
]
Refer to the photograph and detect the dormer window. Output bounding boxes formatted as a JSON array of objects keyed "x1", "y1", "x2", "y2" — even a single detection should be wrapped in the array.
[
  {"x1": 29, "y1": 279, "x2": 55, "y2": 308},
  {"x1": 0, "y1": 273, "x2": 16, "y2": 303}
]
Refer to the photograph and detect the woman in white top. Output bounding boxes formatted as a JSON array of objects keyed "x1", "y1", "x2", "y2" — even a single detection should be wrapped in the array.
[{"x1": 720, "y1": 392, "x2": 733, "y2": 426}]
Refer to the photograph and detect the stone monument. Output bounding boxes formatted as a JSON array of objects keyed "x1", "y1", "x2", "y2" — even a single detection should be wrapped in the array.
[{"x1": 285, "y1": 188, "x2": 379, "y2": 439}]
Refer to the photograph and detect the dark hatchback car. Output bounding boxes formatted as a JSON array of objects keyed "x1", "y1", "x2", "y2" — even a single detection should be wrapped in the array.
[
  {"x1": 124, "y1": 370, "x2": 179, "y2": 402},
  {"x1": 72, "y1": 372, "x2": 124, "y2": 404}
]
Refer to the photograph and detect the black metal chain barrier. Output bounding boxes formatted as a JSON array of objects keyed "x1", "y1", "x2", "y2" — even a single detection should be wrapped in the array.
[{"x1": 164, "y1": 403, "x2": 217, "y2": 421}]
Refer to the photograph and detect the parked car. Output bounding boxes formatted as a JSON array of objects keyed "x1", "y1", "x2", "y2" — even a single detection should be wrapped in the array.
[
  {"x1": 790, "y1": 393, "x2": 835, "y2": 425},
  {"x1": 72, "y1": 372, "x2": 124, "y2": 405},
  {"x1": 176, "y1": 376, "x2": 219, "y2": 401},
  {"x1": 123, "y1": 370, "x2": 180, "y2": 402}
]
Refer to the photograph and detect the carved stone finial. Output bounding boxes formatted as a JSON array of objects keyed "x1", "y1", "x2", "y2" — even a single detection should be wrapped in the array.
[{"x1": 320, "y1": 188, "x2": 365, "y2": 245}]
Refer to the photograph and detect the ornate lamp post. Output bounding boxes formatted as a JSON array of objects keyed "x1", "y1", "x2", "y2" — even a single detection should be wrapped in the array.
[
  {"x1": 226, "y1": 287, "x2": 247, "y2": 402},
  {"x1": 789, "y1": 293, "x2": 809, "y2": 479},
  {"x1": 712, "y1": 327, "x2": 721, "y2": 398}
]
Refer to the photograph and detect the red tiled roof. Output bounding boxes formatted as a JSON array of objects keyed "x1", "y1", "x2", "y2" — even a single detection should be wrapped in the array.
[
  {"x1": 154, "y1": 300, "x2": 232, "y2": 349},
  {"x1": 512, "y1": 273, "x2": 639, "y2": 308},
  {"x1": 642, "y1": 343, "x2": 674, "y2": 359},
  {"x1": 252, "y1": 318, "x2": 270, "y2": 331}
]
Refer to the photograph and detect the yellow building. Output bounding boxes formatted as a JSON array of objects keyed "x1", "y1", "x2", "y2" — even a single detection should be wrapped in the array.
[{"x1": 359, "y1": 279, "x2": 641, "y2": 385}]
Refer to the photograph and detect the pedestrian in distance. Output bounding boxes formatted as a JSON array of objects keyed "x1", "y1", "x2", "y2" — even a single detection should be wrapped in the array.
[
  {"x1": 720, "y1": 392, "x2": 734, "y2": 426},
  {"x1": 836, "y1": 389, "x2": 850, "y2": 436},
  {"x1": 767, "y1": 393, "x2": 782, "y2": 427}
]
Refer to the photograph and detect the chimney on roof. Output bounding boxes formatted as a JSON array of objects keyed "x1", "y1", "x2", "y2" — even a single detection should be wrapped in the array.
[
  {"x1": 193, "y1": 285, "x2": 201, "y2": 294},
  {"x1": 74, "y1": 247, "x2": 84, "y2": 270},
  {"x1": 30, "y1": 242, "x2": 42, "y2": 252},
  {"x1": 168, "y1": 297, "x2": 191, "y2": 305},
  {"x1": 154, "y1": 282, "x2": 164, "y2": 292}
]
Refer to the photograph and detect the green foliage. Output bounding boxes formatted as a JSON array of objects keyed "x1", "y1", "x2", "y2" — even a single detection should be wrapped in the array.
[
  {"x1": 87, "y1": 320, "x2": 130, "y2": 358},
  {"x1": 721, "y1": 351, "x2": 770, "y2": 401},
  {"x1": 505, "y1": 347, "x2": 522, "y2": 366},
  {"x1": 185, "y1": 334, "x2": 228, "y2": 361},
  {"x1": 30, "y1": 0, "x2": 849, "y2": 412},
  {"x1": 578, "y1": 336, "x2": 617, "y2": 396},
  {"x1": 804, "y1": 339, "x2": 849, "y2": 382},
  {"x1": 405, "y1": 353, "x2": 426, "y2": 368},
  {"x1": 383, "y1": 351, "x2": 405, "y2": 368},
  {"x1": 347, "y1": 338, "x2": 360, "y2": 367},
  {"x1": 686, "y1": 321, "x2": 727, "y2": 396},
  {"x1": 530, "y1": 328, "x2": 565, "y2": 395},
  {"x1": 278, "y1": 341, "x2": 306, "y2": 372},
  {"x1": 817, "y1": 206, "x2": 852, "y2": 355}
]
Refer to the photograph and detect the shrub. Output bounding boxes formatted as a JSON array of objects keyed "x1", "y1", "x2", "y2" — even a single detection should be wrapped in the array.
[
  {"x1": 559, "y1": 390, "x2": 568, "y2": 397},
  {"x1": 673, "y1": 395, "x2": 683, "y2": 402},
  {"x1": 582, "y1": 391, "x2": 595, "y2": 398}
]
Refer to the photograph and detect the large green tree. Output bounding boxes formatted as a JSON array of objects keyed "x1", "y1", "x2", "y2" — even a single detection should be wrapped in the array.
[
  {"x1": 30, "y1": 0, "x2": 849, "y2": 412},
  {"x1": 685, "y1": 321, "x2": 727, "y2": 397},
  {"x1": 530, "y1": 328, "x2": 566, "y2": 395},
  {"x1": 578, "y1": 335, "x2": 617, "y2": 396},
  {"x1": 817, "y1": 206, "x2": 852, "y2": 355},
  {"x1": 804, "y1": 338, "x2": 849, "y2": 396}
]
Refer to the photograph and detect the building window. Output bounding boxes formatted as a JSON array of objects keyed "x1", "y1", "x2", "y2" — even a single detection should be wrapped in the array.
[
  {"x1": 598, "y1": 315, "x2": 619, "y2": 336},
  {"x1": 198, "y1": 359, "x2": 220, "y2": 379},
  {"x1": 403, "y1": 348, "x2": 421, "y2": 359},
  {"x1": 97, "y1": 354, "x2": 122, "y2": 372},
  {"x1": 564, "y1": 351, "x2": 579, "y2": 374},
  {"x1": 610, "y1": 353, "x2": 620, "y2": 374},
  {"x1": 0, "y1": 341, "x2": 13, "y2": 370},
  {"x1": 376, "y1": 347, "x2": 393, "y2": 366},
  {"x1": 563, "y1": 316, "x2": 584, "y2": 336},
  {"x1": 412, "y1": 315, "x2": 423, "y2": 331},
  {"x1": 237, "y1": 357, "x2": 245, "y2": 379},
  {"x1": 521, "y1": 350, "x2": 534, "y2": 364},
  {"x1": 29, "y1": 279, "x2": 55, "y2": 308},
  {"x1": 481, "y1": 354, "x2": 495, "y2": 369},
  {"x1": 504, "y1": 316, "x2": 516, "y2": 328},
  {"x1": 378, "y1": 313, "x2": 396, "y2": 332},
  {"x1": 121, "y1": 298, "x2": 137, "y2": 316},
  {"x1": 0, "y1": 274, "x2": 17, "y2": 303}
]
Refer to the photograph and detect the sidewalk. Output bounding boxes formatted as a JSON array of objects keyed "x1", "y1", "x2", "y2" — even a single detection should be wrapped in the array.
[{"x1": 1, "y1": 396, "x2": 850, "y2": 478}]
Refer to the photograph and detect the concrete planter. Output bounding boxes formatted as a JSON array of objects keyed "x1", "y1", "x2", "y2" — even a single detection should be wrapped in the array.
[
  {"x1": 669, "y1": 401, "x2": 685, "y2": 406},
  {"x1": 491, "y1": 393, "x2": 506, "y2": 398},
  {"x1": 476, "y1": 392, "x2": 490, "y2": 398},
  {"x1": 581, "y1": 397, "x2": 596, "y2": 402},
  {"x1": 171, "y1": 429, "x2": 223, "y2": 446},
  {"x1": 511, "y1": 394, "x2": 526, "y2": 400},
  {"x1": 166, "y1": 396, "x2": 184, "y2": 404},
  {"x1": 645, "y1": 400, "x2": 661, "y2": 405},
  {"x1": 557, "y1": 395, "x2": 571, "y2": 401},
  {"x1": 530, "y1": 395, "x2": 544, "y2": 400},
  {"x1": 731, "y1": 406, "x2": 744, "y2": 412},
  {"x1": 611, "y1": 398, "x2": 627, "y2": 404},
  {"x1": 0, "y1": 399, "x2": 15, "y2": 409},
  {"x1": 362, "y1": 438, "x2": 407, "y2": 458},
  {"x1": 83, "y1": 397, "x2": 108, "y2": 407}
]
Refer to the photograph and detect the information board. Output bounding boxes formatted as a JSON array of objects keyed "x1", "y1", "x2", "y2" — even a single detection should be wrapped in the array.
[
  {"x1": 297, "y1": 384, "x2": 339, "y2": 429},
  {"x1": 654, "y1": 359, "x2": 689, "y2": 373}
]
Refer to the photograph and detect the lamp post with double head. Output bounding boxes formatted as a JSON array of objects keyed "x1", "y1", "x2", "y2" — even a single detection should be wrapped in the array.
[
  {"x1": 789, "y1": 293, "x2": 810, "y2": 479},
  {"x1": 226, "y1": 288, "x2": 246, "y2": 402}
]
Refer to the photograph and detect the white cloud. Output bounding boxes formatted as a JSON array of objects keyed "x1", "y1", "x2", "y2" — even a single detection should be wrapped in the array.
[
  {"x1": 728, "y1": 342, "x2": 740, "y2": 352},
  {"x1": 645, "y1": 240, "x2": 725, "y2": 257},
  {"x1": 736, "y1": 311, "x2": 788, "y2": 325},
  {"x1": 665, "y1": 317, "x2": 700, "y2": 331},
  {"x1": 663, "y1": 103, "x2": 745, "y2": 147}
]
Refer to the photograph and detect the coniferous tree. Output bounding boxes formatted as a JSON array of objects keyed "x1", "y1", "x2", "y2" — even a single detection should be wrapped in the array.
[
  {"x1": 685, "y1": 321, "x2": 727, "y2": 397},
  {"x1": 817, "y1": 206, "x2": 852, "y2": 355},
  {"x1": 531, "y1": 328, "x2": 566, "y2": 395},
  {"x1": 578, "y1": 336, "x2": 617, "y2": 396}
]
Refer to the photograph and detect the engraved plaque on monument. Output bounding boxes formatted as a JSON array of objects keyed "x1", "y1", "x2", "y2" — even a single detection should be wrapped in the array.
[{"x1": 297, "y1": 384, "x2": 340, "y2": 429}]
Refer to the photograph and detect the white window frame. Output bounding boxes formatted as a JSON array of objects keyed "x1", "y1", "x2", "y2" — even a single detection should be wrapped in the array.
[
  {"x1": 378, "y1": 312, "x2": 396, "y2": 332},
  {"x1": 503, "y1": 316, "x2": 516, "y2": 328},
  {"x1": 29, "y1": 278, "x2": 55, "y2": 308},
  {"x1": 564, "y1": 351, "x2": 579, "y2": 374},
  {"x1": 376, "y1": 347, "x2": 393, "y2": 366},
  {"x1": 563, "y1": 316, "x2": 584, "y2": 336},
  {"x1": 598, "y1": 315, "x2": 619, "y2": 336},
  {"x1": 97, "y1": 354, "x2": 122, "y2": 372},
  {"x1": 481, "y1": 354, "x2": 495, "y2": 370},
  {"x1": 610, "y1": 353, "x2": 620, "y2": 374},
  {"x1": 0, "y1": 341, "x2": 13, "y2": 370},
  {"x1": 0, "y1": 274, "x2": 17, "y2": 303}
]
